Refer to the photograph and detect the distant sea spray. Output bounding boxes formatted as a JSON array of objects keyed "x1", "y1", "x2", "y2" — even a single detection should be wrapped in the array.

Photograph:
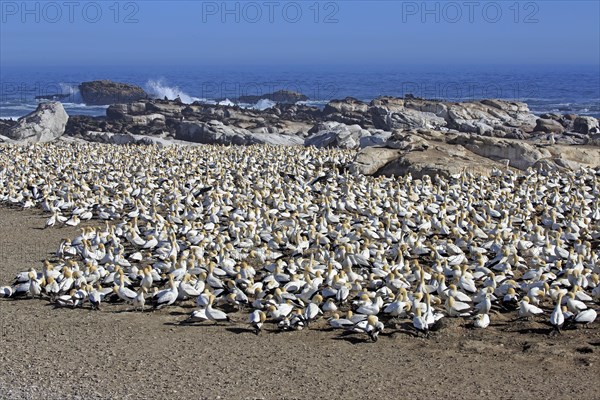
[{"x1": 145, "y1": 79, "x2": 203, "y2": 104}]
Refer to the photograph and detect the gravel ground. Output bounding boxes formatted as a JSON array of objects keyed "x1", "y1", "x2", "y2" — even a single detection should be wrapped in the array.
[{"x1": 1, "y1": 207, "x2": 599, "y2": 400}]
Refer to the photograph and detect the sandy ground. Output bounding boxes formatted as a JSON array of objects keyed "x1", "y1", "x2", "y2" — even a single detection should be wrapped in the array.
[{"x1": 0, "y1": 207, "x2": 599, "y2": 400}]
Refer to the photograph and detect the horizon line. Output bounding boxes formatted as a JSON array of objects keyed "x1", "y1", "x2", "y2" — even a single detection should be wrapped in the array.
[{"x1": 1, "y1": 62, "x2": 599, "y2": 69}]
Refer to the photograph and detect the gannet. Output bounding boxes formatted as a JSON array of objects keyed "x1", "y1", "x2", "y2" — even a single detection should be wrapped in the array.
[
  {"x1": 249, "y1": 310, "x2": 266, "y2": 334},
  {"x1": 550, "y1": 293, "x2": 565, "y2": 333},
  {"x1": 518, "y1": 296, "x2": 544, "y2": 320},
  {"x1": 206, "y1": 294, "x2": 230, "y2": 323},
  {"x1": 152, "y1": 275, "x2": 178, "y2": 309},
  {"x1": 413, "y1": 308, "x2": 429, "y2": 337},
  {"x1": 473, "y1": 313, "x2": 490, "y2": 329}
]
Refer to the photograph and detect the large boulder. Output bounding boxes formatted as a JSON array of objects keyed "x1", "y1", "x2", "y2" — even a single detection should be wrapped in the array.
[
  {"x1": 350, "y1": 136, "x2": 505, "y2": 178},
  {"x1": 369, "y1": 97, "x2": 447, "y2": 131},
  {"x1": 446, "y1": 101, "x2": 536, "y2": 135},
  {"x1": 534, "y1": 118, "x2": 565, "y2": 134},
  {"x1": 351, "y1": 128, "x2": 600, "y2": 179},
  {"x1": 79, "y1": 80, "x2": 148, "y2": 105},
  {"x1": 573, "y1": 116, "x2": 600, "y2": 134},
  {"x1": 448, "y1": 135, "x2": 600, "y2": 171},
  {"x1": 350, "y1": 147, "x2": 403, "y2": 175},
  {"x1": 324, "y1": 97, "x2": 369, "y2": 115},
  {"x1": 449, "y1": 135, "x2": 551, "y2": 170},
  {"x1": 547, "y1": 145, "x2": 600, "y2": 169},
  {"x1": 4, "y1": 102, "x2": 68, "y2": 143},
  {"x1": 377, "y1": 143, "x2": 504, "y2": 179}
]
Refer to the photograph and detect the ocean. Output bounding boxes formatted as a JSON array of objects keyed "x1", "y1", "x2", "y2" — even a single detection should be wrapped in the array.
[{"x1": 1, "y1": 64, "x2": 598, "y2": 119}]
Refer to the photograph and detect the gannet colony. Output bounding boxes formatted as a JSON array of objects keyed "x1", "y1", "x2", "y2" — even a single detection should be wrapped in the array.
[{"x1": 0, "y1": 142, "x2": 599, "y2": 341}]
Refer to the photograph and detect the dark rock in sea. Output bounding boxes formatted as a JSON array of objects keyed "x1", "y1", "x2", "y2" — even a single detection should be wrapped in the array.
[
  {"x1": 237, "y1": 90, "x2": 309, "y2": 104},
  {"x1": 79, "y1": 80, "x2": 148, "y2": 105}
]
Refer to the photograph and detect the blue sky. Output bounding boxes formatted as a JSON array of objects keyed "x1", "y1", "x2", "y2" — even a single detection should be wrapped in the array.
[{"x1": 1, "y1": 0, "x2": 599, "y2": 67}]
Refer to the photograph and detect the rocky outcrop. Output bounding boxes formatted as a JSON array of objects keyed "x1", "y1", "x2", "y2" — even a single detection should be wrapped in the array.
[
  {"x1": 237, "y1": 90, "x2": 309, "y2": 104},
  {"x1": 448, "y1": 135, "x2": 552, "y2": 171},
  {"x1": 366, "y1": 97, "x2": 538, "y2": 138},
  {"x1": 3, "y1": 102, "x2": 68, "y2": 143},
  {"x1": 573, "y1": 116, "x2": 600, "y2": 134},
  {"x1": 350, "y1": 133, "x2": 509, "y2": 178},
  {"x1": 324, "y1": 97, "x2": 369, "y2": 115},
  {"x1": 547, "y1": 145, "x2": 600, "y2": 169},
  {"x1": 371, "y1": 105, "x2": 447, "y2": 131},
  {"x1": 64, "y1": 95, "x2": 597, "y2": 146},
  {"x1": 352, "y1": 131, "x2": 600, "y2": 178},
  {"x1": 79, "y1": 81, "x2": 148, "y2": 105},
  {"x1": 350, "y1": 147, "x2": 404, "y2": 176},
  {"x1": 586, "y1": 134, "x2": 600, "y2": 146},
  {"x1": 445, "y1": 100, "x2": 537, "y2": 136},
  {"x1": 534, "y1": 118, "x2": 565, "y2": 134},
  {"x1": 56, "y1": 93, "x2": 600, "y2": 176},
  {"x1": 370, "y1": 97, "x2": 448, "y2": 131},
  {"x1": 0, "y1": 119, "x2": 17, "y2": 138},
  {"x1": 176, "y1": 121, "x2": 303, "y2": 146},
  {"x1": 67, "y1": 99, "x2": 319, "y2": 141},
  {"x1": 323, "y1": 98, "x2": 373, "y2": 127},
  {"x1": 305, "y1": 122, "x2": 392, "y2": 149},
  {"x1": 305, "y1": 122, "x2": 372, "y2": 149}
]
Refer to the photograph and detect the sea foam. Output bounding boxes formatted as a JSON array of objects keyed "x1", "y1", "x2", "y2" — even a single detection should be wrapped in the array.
[{"x1": 145, "y1": 79, "x2": 202, "y2": 104}]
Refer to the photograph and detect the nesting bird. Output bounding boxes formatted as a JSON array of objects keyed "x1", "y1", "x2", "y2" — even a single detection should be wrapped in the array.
[{"x1": 0, "y1": 142, "x2": 598, "y2": 344}]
